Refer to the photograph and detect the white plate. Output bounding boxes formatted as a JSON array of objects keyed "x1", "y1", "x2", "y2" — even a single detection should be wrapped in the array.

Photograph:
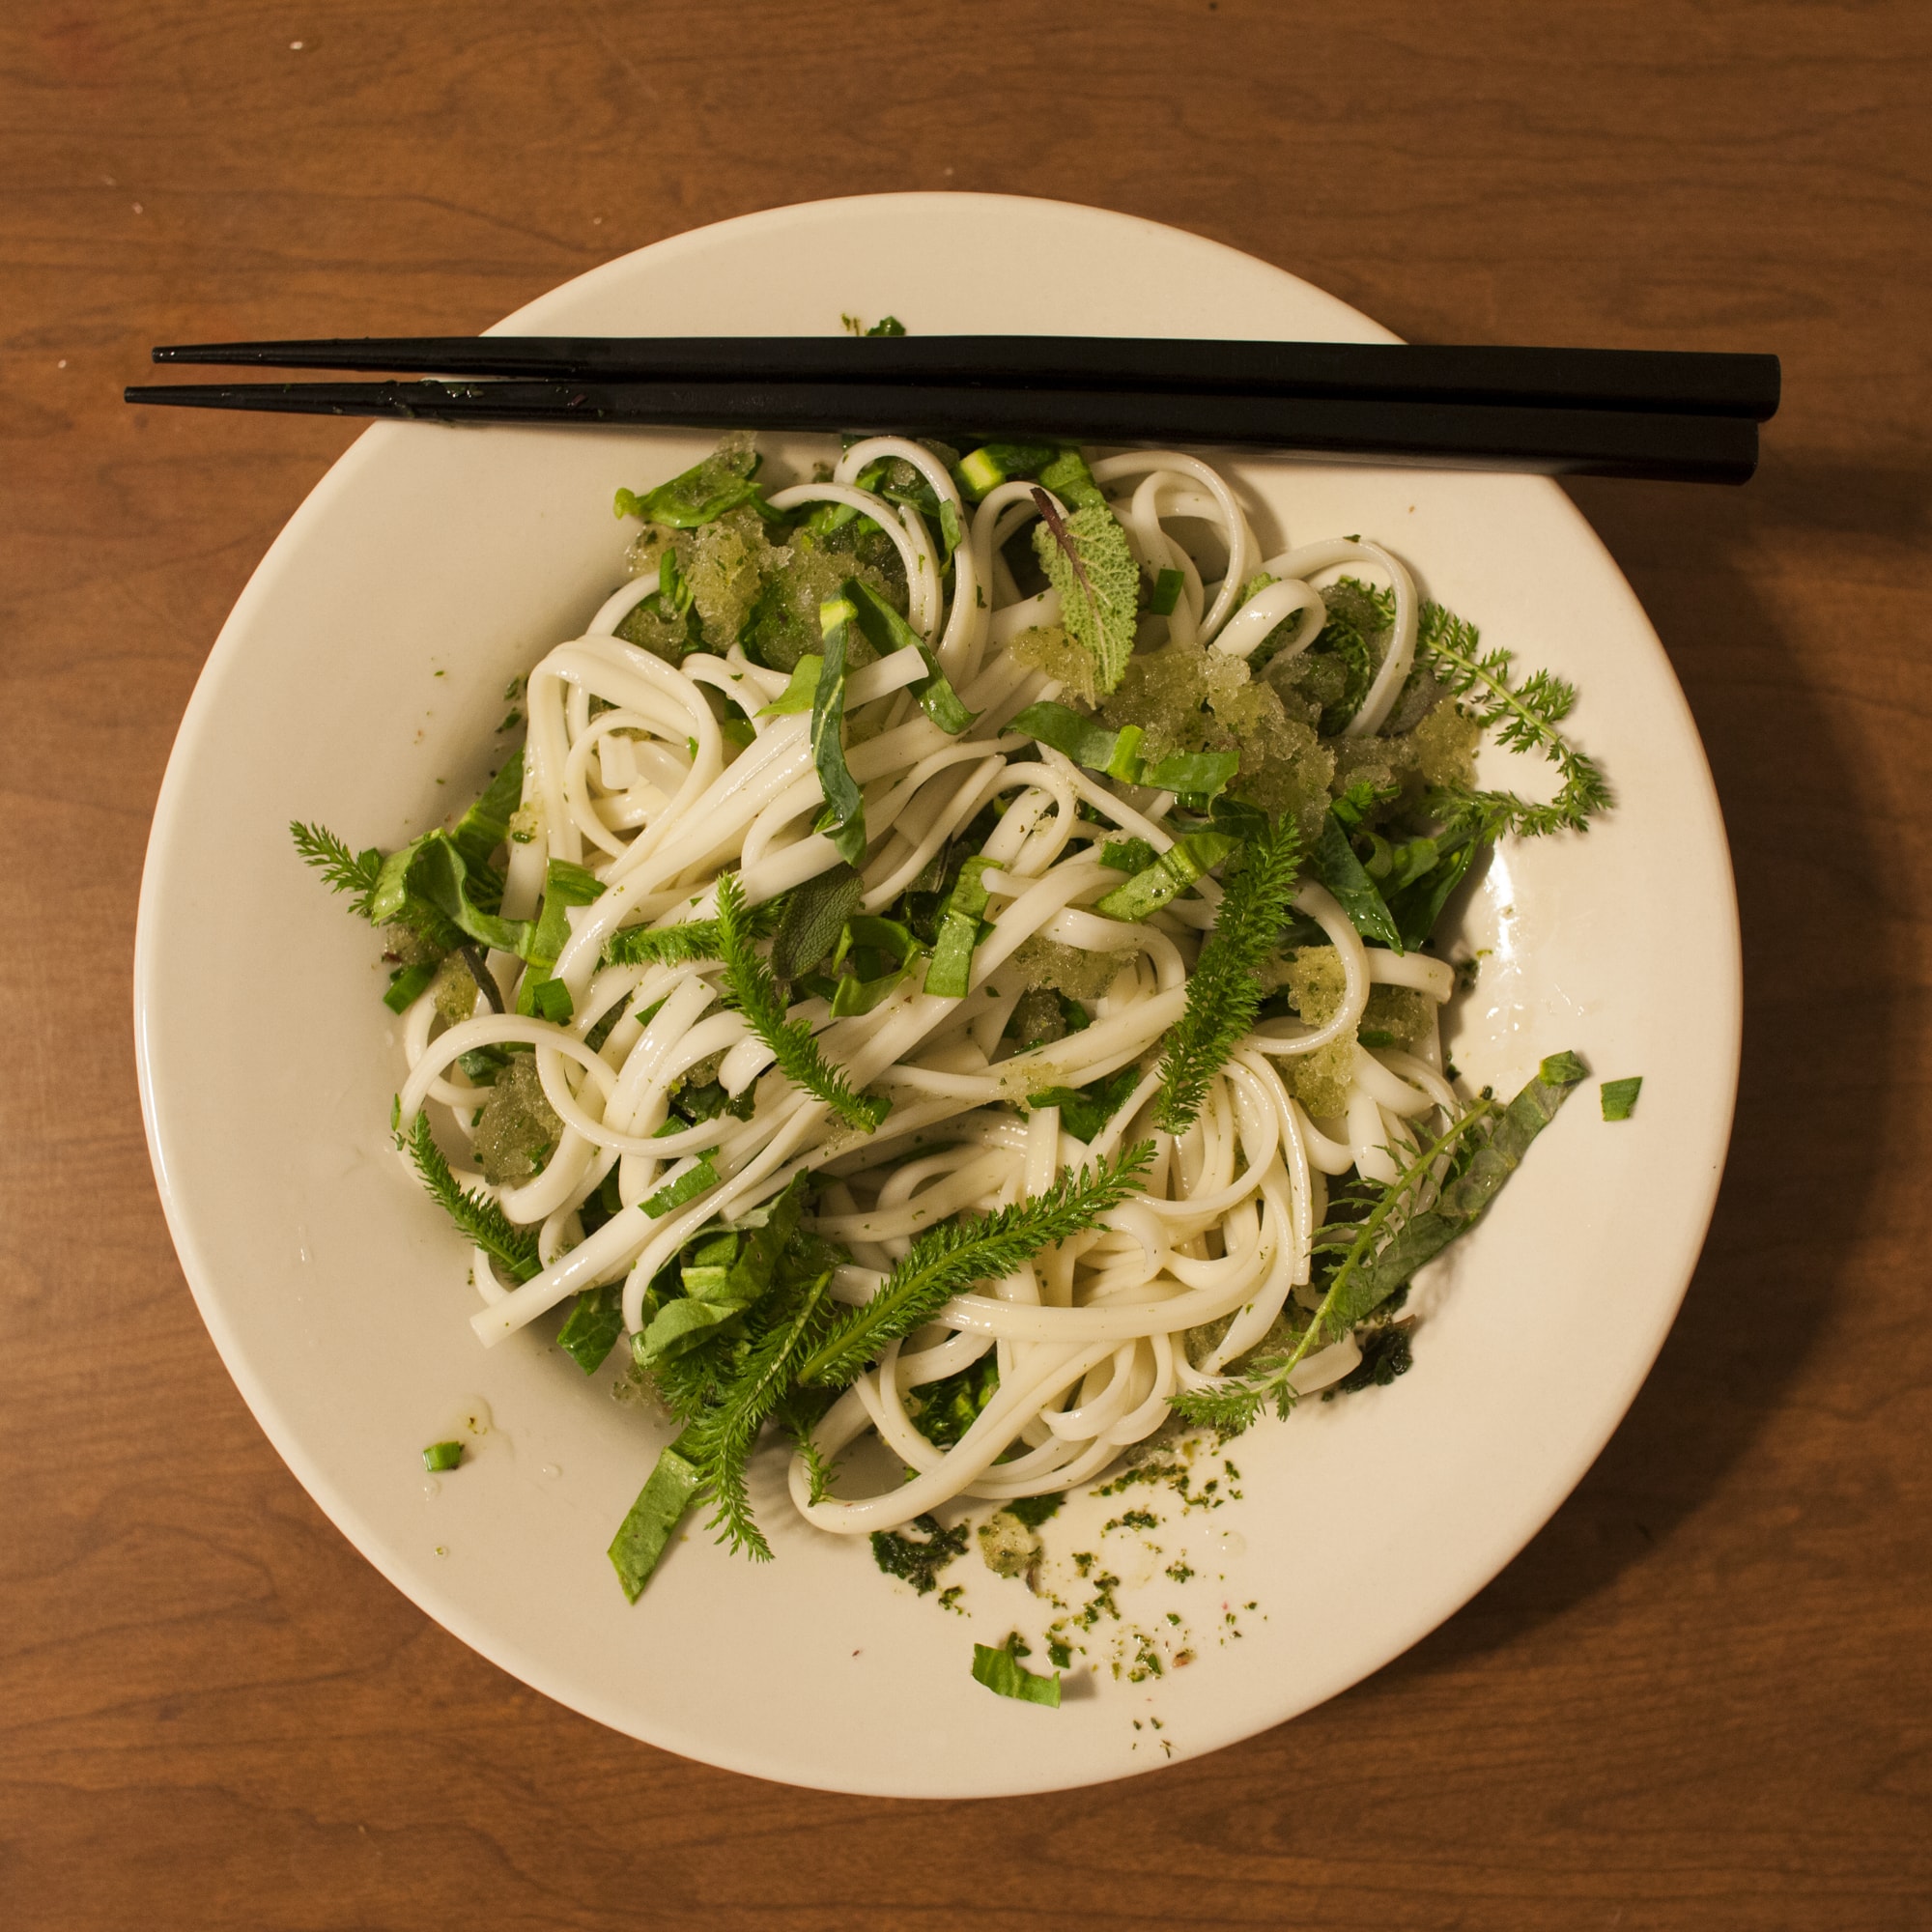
[{"x1": 135, "y1": 193, "x2": 1740, "y2": 1797}]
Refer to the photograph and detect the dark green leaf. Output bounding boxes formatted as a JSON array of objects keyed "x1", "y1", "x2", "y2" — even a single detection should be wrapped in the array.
[
  {"x1": 770, "y1": 864, "x2": 864, "y2": 979},
  {"x1": 1314, "y1": 810, "x2": 1404, "y2": 953},
  {"x1": 811, "y1": 595, "x2": 867, "y2": 866},
  {"x1": 843, "y1": 578, "x2": 976, "y2": 734},
  {"x1": 556, "y1": 1283, "x2": 625, "y2": 1374}
]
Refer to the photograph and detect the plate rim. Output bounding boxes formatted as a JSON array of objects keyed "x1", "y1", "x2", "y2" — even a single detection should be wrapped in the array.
[{"x1": 133, "y1": 190, "x2": 1743, "y2": 1794}]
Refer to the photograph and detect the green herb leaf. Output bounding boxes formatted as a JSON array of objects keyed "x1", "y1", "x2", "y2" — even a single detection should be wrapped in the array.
[
  {"x1": 608, "y1": 1433, "x2": 704, "y2": 1602},
  {"x1": 450, "y1": 751, "x2": 525, "y2": 872},
  {"x1": 810, "y1": 596, "x2": 867, "y2": 867},
  {"x1": 770, "y1": 864, "x2": 864, "y2": 980},
  {"x1": 639, "y1": 1156, "x2": 720, "y2": 1220},
  {"x1": 679, "y1": 1260, "x2": 837, "y2": 1560},
  {"x1": 1144, "y1": 750, "x2": 1241, "y2": 799},
  {"x1": 1313, "y1": 810, "x2": 1404, "y2": 953},
  {"x1": 617, "y1": 439, "x2": 765, "y2": 529},
  {"x1": 955, "y1": 440, "x2": 1063, "y2": 500},
  {"x1": 758, "y1": 654, "x2": 822, "y2": 717},
  {"x1": 291, "y1": 821, "x2": 384, "y2": 917},
  {"x1": 1009, "y1": 699, "x2": 1144, "y2": 780},
  {"x1": 1601, "y1": 1075, "x2": 1643, "y2": 1122},
  {"x1": 397, "y1": 1110, "x2": 541, "y2": 1285},
  {"x1": 1175, "y1": 1052, "x2": 1584, "y2": 1432},
  {"x1": 924, "y1": 853, "x2": 997, "y2": 998},
  {"x1": 1098, "y1": 838, "x2": 1156, "y2": 875},
  {"x1": 842, "y1": 578, "x2": 976, "y2": 733},
  {"x1": 972, "y1": 1633, "x2": 1062, "y2": 1707},
  {"x1": 1031, "y1": 491, "x2": 1141, "y2": 697},
  {"x1": 600, "y1": 896, "x2": 783, "y2": 970},
  {"x1": 1416, "y1": 604, "x2": 1611, "y2": 838},
  {"x1": 1155, "y1": 816, "x2": 1304, "y2": 1133},
  {"x1": 716, "y1": 871, "x2": 888, "y2": 1130},
  {"x1": 1028, "y1": 1062, "x2": 1142, "y2": 1144},
  {"x1": 557, "y1": 1284, "x2": 625, "y2": 1374},
  {"x1": 1094, "y1": 832, "x2": 1238, "y2": 922},
  {"x1": 799, "y1": 1141, "x2": 1152, "y2": 1388},
  {"x1": 383, "y1": 962, "x2": 438, "y2": 1013},
  {"x1": 1147, "y1": 566, "x2": 1185, "y2": 616}
]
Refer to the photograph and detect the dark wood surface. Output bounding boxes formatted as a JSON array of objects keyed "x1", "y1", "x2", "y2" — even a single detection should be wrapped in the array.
[{"x1": 5, "y1": 3, "x2": 1928, "y2": 1925}]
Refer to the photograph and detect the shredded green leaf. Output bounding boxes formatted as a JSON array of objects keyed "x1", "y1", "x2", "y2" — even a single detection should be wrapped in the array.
[
  {"x1": 972, "y1": 1632, "x2": 1061, "y2": 1707},
  {"x1": 716, "y1": 871, "x2": 887, "y2": 1129}
]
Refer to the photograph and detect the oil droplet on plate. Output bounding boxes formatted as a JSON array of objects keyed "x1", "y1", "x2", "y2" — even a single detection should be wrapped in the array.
[
  {"x1": 421, "y1": 1478, "x2": 440, "y2": 1499},
  {"x1": 1214, "y1": 1530, "x2": 1247, "y2": 1559},
  {"x1": 539, "y1": 1463, "x2": 561, "y2": 1480}
]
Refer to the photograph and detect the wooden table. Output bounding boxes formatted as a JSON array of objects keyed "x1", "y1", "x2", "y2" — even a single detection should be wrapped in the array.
[{"x1": 7, "y1": 3, "x2": 1928, "y2": 1924}]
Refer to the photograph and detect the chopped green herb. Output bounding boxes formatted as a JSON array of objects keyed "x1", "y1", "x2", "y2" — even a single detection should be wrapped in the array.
[
  {"x1": 972, "y1": 1632, "x2": 1061, "y2": 1707},
  {"x1": 639, "y1": 1157, "x2": 720, "y2": 1220},
  {"x1": 1094, "y1": 831, "x2": 1237, "y2": 923},
  {"x1": 1601, "y1": 1075, "x2": 1643, "y2": 1121},
  {"x1": 1147, "y1": 566, "x2": 1185, "y2": 615},
  {"x1": 556, "y1": 1283, "x2": 625, "y2": 1374},
  {"x1": 870, "y1": 1514, "x2": 969, "y2": 1594},
  {"x1": 422, "y1": 1440, "x2": 464, "y2": 1472},
  {"x1": 608, "y1": 1434, "x2": 705, "y2": 1602}
]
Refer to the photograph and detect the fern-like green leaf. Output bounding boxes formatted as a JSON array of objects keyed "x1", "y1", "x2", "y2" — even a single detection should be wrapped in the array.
[
  {"x1": 799, "y1": 1141, "x2": 1154, "y2": 1388},
  {"x1": 1414, "y1": 605, "x2": 1611, "y2": 838},
  {"x1": 1155, "y1": 816, "x2": 1304, "y2": 1133},
  {"x1": 396, "y1": 1110, "x2": 542, "y2": 1284},
  {"x1": 714, "y1": 870, "x2": 888, "y2": 1131},
  {"x1": 680, "y1": 1268, "x2": 835, "y2": 1560},
  {"x1": 292, "y1": 820, "x2": 384, "y2": 919},
  {"x1": 600, "y1": 896, "x2": 783, "y2": 970}
]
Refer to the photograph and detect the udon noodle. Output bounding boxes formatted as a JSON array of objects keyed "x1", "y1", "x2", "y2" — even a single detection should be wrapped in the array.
[{"x1": 385, "y1": 436, "x2": 1473, "y2": 1538}]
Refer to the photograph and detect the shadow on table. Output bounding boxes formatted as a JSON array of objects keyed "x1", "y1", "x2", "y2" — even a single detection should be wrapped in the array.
[{"x1": 1370, "y1": 447, "x2": 1928, "y2": 1676}]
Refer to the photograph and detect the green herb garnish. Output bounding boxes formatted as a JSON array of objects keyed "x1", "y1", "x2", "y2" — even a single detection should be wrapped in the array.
[
  {"x1": 716, "y1": 870, "x2": 887, "y2": 1129},
  {"x1": 1154, "y1": 816, "x2": 1304, "y2": 1133},
  {"x1": 1600, "y1": 1075, "x2": 1643, "y2": 1121},
  {"x1": 972, "y1": 1632, "x2": 1061, "y2": 1707},
  {"x1": 798, "y1": 1141, "x2": 1152, "y2": 1387}
]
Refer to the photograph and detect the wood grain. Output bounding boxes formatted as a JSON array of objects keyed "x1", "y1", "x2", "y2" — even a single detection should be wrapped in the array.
[{"x1": 3, "y1": 2, "x2": 1928, "y2": 1925}]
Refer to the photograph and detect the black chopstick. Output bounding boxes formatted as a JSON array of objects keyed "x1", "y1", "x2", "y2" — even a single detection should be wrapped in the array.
[
  {"x1": 150, "y1": 336, "x2": 1781, "y2": 422},
  {"x1": 122, "y1": 377, "x2": 1757, "y2": 483}
]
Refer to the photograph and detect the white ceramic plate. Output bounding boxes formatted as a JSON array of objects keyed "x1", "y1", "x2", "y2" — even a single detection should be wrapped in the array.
[{"x1": 135, "y1": 193, "x2": 1740, "y2": 1797}]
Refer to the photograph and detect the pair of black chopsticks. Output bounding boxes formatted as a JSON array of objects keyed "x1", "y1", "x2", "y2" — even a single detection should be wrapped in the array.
[{"x1": 125, "y1": 335, "x2": 1779, "y2": 483}]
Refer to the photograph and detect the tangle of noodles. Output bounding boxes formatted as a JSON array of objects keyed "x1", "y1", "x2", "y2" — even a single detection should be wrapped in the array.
[{"x1": 383, "y1": 438, "x2": 1483, "y2": 1543}]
